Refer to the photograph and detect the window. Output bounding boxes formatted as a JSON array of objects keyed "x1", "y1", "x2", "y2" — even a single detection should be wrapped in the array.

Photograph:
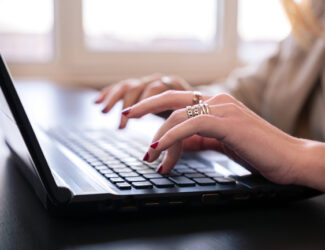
[
  {"x1": 0, "y1": 0, "x2": 53, "y2": 62},
  {"x1": 1, "y1": 0, "x2": 292, "y2": 85},
  {"x1": 83, "y1": 0, "x2": 217, "y2": 52},
  {"x1": 238, "y1": 0, "x2": 290, "y2": 63}
]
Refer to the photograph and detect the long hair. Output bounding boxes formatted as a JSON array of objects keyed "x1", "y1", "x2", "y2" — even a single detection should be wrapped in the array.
[{"x1": 281, "y1": 0, "x2": 325, "y2": 47}]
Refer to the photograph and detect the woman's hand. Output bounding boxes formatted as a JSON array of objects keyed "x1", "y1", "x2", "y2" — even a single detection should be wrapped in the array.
[
  {"x1": 94, "y1": 73, "x2": 192, "y2": 129},
  {"x1": 122, "y1": 91, "x2": 304, "y2": 186}
]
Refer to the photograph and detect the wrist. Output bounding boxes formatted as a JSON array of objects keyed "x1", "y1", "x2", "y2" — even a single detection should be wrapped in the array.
[{"x1": 293, "y1": 139, "x2": 325, "y2": 191}]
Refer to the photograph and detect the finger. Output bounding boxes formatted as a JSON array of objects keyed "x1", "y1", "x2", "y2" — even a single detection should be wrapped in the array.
[
  {"x1": 101, "y1": 84, "x2": 129, "y2": 113},
  {"x1": 206, "y1": 93, "x2": 246, "y2": 108},
  {"x1": 118, "y1": 86, "x2": 144, "y2": 129},
  {"x1": 144, "y1": 108, "x2": 188, "y2": 163},
  {"x1": 138, "y1": 80, "x2": 169, "y2": 101},
  {"x1": 97, "y1": 74, "x2": 160, "y2": 105},
  {"x1": 182, "y1": 135, "x2": 222, "y2": 151},
  {"x1": 144, "y1": 103, "x2": 232, "y2": 163},
  {"x1": 153, "y1": 115, "x2": 228, "y2": 153},
  {"x1": 156, "y1": 141, "x2": 182, "y2": 174},
  {"x1": 94, "y1": 85, "x2": 113, "y2": 104},
  {"x1": 124, "y1": 90, "x2": 210, "y2": 119}
]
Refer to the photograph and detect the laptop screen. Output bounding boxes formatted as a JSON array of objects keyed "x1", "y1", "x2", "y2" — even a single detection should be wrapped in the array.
[
  {"x1": 0, "y1": 61, "x2": 41, "y2": 176},
  {"x1": 0, "y1": 55, "x2": 71, "y2": 204}
]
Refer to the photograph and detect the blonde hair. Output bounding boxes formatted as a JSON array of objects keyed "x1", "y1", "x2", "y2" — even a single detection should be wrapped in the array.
[{"x1": 281, "y1": 0, "x2": 325, "y2": 47}]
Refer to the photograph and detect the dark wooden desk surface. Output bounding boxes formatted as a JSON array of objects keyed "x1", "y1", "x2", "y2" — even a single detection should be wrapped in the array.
[{"x1": 1, "y1": 82, "x2": 325, "y2": 250}]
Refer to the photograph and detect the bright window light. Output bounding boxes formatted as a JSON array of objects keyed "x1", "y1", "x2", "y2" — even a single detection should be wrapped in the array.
[
  {"x1": 82, "y1": 0, "x2": 218, "y2": 51},
  {"x1": 0, "y1": 0, "x2": 53, "y2": 62},
  {"x1": 238, "y1": 0, "x2": 291, "y2": 63}
]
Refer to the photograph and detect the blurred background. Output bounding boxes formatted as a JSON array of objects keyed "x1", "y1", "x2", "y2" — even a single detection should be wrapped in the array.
[{"x1": 0, "y1": 0, "x2": 290, "y2": 88}]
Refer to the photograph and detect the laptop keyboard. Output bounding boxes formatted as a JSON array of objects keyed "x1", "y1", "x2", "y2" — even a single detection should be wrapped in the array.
[{"x1": 49, "y1": 128, "x2": 236, "y2": 190}]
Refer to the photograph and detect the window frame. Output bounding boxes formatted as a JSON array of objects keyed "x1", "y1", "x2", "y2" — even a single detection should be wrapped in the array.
[{"x1": 7, "y1": 0, "x2": 239, "y2": 86}]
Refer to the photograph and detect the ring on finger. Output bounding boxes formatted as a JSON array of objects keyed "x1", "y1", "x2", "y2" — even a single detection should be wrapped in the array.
[
  {"x1": 186, "y1": 103, "x2": 210, "y2": 118},
  {"x1": 199, "y1": 102, "x2": 210, "y2": 115},
  {"x1": 192, "y1": 91, "x2": 203, "y2": 105},
  {"x1": 186, "y1": 106, "x2": 194, "y2": 118}
]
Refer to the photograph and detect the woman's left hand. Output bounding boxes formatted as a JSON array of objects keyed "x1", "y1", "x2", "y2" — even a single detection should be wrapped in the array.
[{"x1": 122, "y1": 90, "x2": 304, "y2": 186}]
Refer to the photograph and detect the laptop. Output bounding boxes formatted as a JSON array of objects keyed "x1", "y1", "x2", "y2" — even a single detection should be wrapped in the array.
[{"x1": 0, "y1": 55, "x2": 320, "y2": 214}]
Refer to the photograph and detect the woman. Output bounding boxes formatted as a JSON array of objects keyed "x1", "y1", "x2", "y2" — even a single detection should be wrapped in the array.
[{"x1": 95, "y1": 0, "x2": 325, "y2": 192}]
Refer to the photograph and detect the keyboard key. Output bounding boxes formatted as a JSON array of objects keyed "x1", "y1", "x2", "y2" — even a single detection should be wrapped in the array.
[
  {"x1": 129, "y1": 165, "x2": 146, "y2": 170},
  {"x1": 168, "y1": 170, "x2": 181, "y2": 177},
  {"x1": 169, "y1": 176, "x2": 195, "y2": 187},
  {"x1": 116, "y1": 182, "x2": 131, "y2": 190},
  {"x1": 143, "y1": 173, "x2": 163, "y2": 179},
  {"x1": 205, "y1": 172, "x2": 224, "y2": 178},
  {"x1": 122, "y1": 158, "x2": 139, "y2": 163},
  {"x1": 137, "y1": 169, "x2": 156, "y2": 174},
  {"x1": 125, "y1": 177, "x2": 146, "y2": 182},
  {"x1": 186, "y1": 160, "x2": 208, "y2": 168},
  {"x1": 132, "y1": 181, "x2": 153, "y2": 189},
  {"x1": 98, "y1": 156, "x2": 116, "y2": 161},
  {"x1": 151, "y1": 178, "x2": 174, "y2": 188},
  {"x1": 110, "y1": 177, "x2": 124, "y2": 183},
  {"x1": 128, "y1": 160, "x2": 144, "y2": 165},
  {"x1": 90, "y1": 161, "x2": 104, "y2": 166},
  {"x1": 119, "y1": 172, "x2": 139, "y2": 177},
  {"x1": 85, "y1": 158, "x2": 99, "y2": 163},
  {"x1": 104, "y1": 173, "x2": 119, "y2": 178},
  {"x1": 94, "y1": 166, "x2": 109, "y2": 170},
  {"x1": 197, "y1": 168, "x2": 217, "y2": 174},
  {"x1": 99, "y1": 169, "x2": 114, "y2": 175},
  {"x1": 214, "y1": 177, "x2": 236, "y2": 184},
  {"x1": 193, "y1": 178, "x2": 215, "y2": 186},
  {"x1": 174, "y1": 164, "x2": 189, "y2": 169},
  {"x1": 114, "y1": 168, "x2": 132, "y2": 173},
  {"x1": 185, "y1": 173, "x2": 205, "y2": 178},
  {"x1": 108, "y1": 164, "x2": 127, "y2": 169},
  {"x1": 103, "y1": 160, "x2": 121, "y2": 165},
  {"x1": 176, "y1": 169, "x2": 197, "y2": 174}
]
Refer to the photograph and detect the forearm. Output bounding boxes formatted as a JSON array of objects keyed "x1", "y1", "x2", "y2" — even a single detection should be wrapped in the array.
[{"x1": 295, "y1": 139, "x2": 325, "y2": 192}]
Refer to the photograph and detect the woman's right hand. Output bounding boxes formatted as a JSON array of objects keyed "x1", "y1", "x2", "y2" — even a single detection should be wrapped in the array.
[{"x1": 95, "y1": 73, "x2": 192, "y2": 129}]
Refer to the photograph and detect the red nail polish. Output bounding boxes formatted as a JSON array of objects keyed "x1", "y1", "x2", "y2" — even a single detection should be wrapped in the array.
[
  {"x1": 122, "y1": 107, "x2": 131, "y2": 116},
  {"x1": 156, "y1": 165, "x2": 163, "y2": 173},
  {"x1": 143, "y1": 152, "x2": 149, "y2": 161},
  {"x1": 150, "y1": 141, "x2": 159, "y2": 149}
]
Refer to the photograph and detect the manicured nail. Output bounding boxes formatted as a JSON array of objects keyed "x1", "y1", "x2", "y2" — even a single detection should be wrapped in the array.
[
  {"x1": 150, "y1": 141, "x2": 159, "y2": 149},
  {"x1": 156, "y1": 165, "x2": 163, "y2": 173},
  {"x1": 122, "y1": 107, "x2": 131, "y2": 116},
  {"x1": 143, "y1": 152, "x2": 150, "y2": 161}
]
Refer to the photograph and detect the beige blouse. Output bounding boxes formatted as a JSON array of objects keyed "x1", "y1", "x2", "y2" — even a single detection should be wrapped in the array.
[{"x1": 199, "y1": 0, "x2": 325, "y2": 141}]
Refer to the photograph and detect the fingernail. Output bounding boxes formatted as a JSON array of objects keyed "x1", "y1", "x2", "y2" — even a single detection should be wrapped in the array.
[
  {"x1": 122, "y1": 107, "x2": 131, "y2": 116},
  {"x1": 156, "y1": 165, "x2": 163, "y2": 173},
  {"x1": 150, "y1": 141, "x2": 159, "y2": 149},
  {"x1": 101, "y1": 108, "x2": 108, "y2": 113},
  {"x1": 143, "y1": 152, "x2": 149, "y2": 161}
]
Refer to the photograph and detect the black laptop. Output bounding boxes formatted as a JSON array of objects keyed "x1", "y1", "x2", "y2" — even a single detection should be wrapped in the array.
[{"x1": 0, "y1": 55, "x2": 320, "y2": 214}]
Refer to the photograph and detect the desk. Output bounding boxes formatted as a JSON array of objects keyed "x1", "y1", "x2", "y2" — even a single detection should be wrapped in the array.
[{"x1": 1, "y1": 82, "x2": 325, "y2": 250}]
